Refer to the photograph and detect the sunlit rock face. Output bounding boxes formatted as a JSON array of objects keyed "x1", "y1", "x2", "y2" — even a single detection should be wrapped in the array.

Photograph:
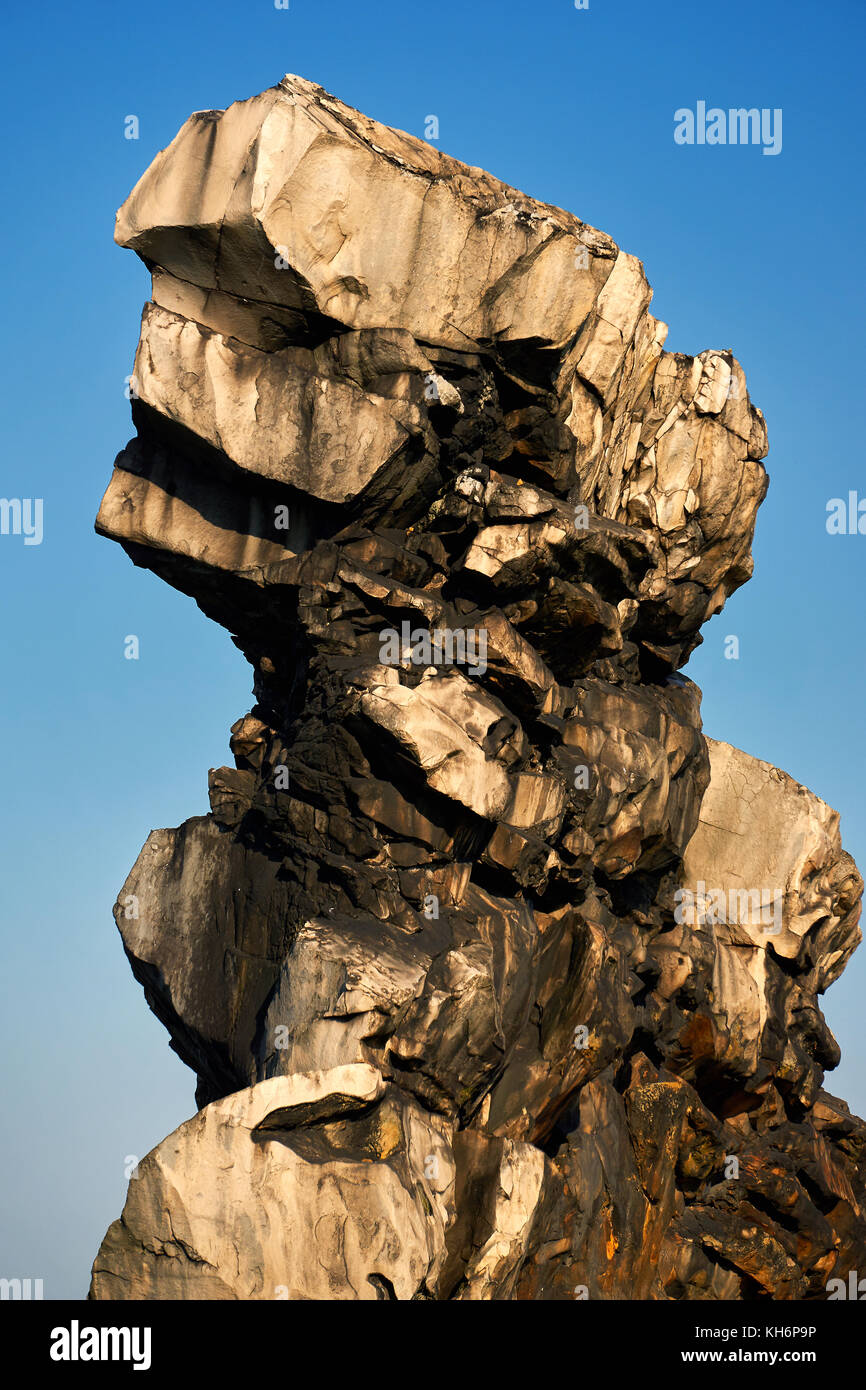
[{"x1": 90, "y1": 76, "x2": 866, "y2": 1302}]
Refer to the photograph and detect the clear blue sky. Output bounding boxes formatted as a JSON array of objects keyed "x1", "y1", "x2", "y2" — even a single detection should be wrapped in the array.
[{"x1": 1, "y1": 0, "x2": 864, "y2": 1298}]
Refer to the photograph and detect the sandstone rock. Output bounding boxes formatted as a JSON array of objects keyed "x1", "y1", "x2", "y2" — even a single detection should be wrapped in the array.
[
  {"x1": 91, "y1": 1068, "x2": 550, "y2": 1302},
  {"x1": 116, "y1": 77, "x2": 614, "y2": 354},
  {"x1": 133, "y1": 303, "x2": 436, "y2": 504},
  {"x1": 673, "y1": 739, "x2": 863, "y2": 1108},
  {"x1": 91, "y1": 1070, "x2": 456, "y2": 1300},
  {"x1": 90, "y1": 75, "x2": 865, "y2": 1302}
]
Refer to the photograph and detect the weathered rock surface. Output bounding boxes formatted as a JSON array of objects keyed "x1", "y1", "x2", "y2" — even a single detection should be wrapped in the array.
[{"x1": 91, "y1": 76, "x2": 865, "y2": 1301}]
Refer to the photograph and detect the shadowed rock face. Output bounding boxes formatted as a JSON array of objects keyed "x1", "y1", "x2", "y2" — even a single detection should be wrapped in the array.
[{"x1": 90, "y1": 75, "x2": 866, "y2": 1302}]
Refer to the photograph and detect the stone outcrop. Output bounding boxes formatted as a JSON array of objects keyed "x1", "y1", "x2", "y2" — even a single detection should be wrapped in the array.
[{"x1": 90, "y1": 76, "x2": 865, "y2": 1301}]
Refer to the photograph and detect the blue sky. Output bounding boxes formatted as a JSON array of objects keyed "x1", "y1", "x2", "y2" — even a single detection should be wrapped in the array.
[{"x1": 1, "y1": 0, "x2": 864, "y2": 1298}]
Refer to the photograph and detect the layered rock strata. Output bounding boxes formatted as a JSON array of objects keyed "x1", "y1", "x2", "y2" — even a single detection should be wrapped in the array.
[{"x1": 90, "y1": 76, "x2": 865, "y2": 1301}]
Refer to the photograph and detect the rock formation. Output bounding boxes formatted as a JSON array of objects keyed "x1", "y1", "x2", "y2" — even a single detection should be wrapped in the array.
[{"x1": 90, "y1": 76, "x2": 866, "y2": 1301}]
